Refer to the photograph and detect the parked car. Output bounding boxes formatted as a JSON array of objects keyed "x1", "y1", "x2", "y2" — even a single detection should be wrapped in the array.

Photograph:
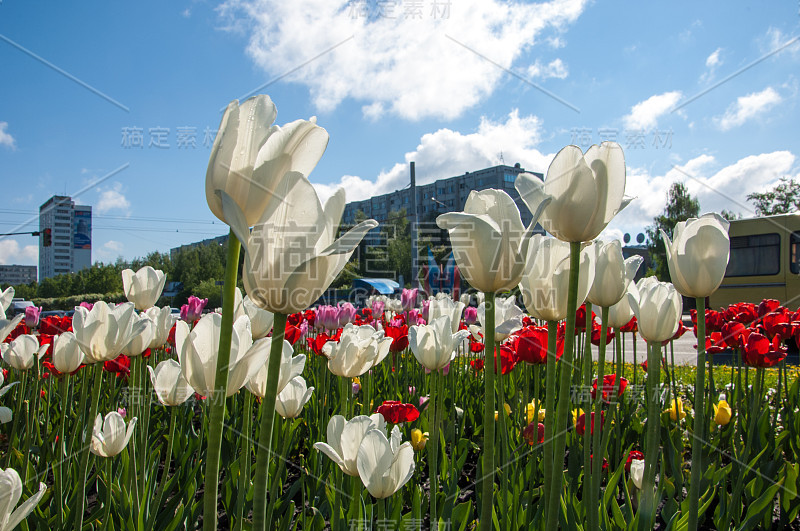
[{"x1": 9, "y1": 298, "x2": 34, "y2": 317}]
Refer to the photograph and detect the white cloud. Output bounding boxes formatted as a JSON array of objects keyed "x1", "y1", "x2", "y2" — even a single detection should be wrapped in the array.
[
  {"x1": 526, "y1": 58, "x2": 568, "y2": 79},
  {"x1": 181, "y1": 8, "x2": 191, "y2": 18},
  {"x1": 96, "y1": 240, "x2": 124, "y2": 262},
  {"x1": 700, "y1": 47, "x2": 722, "y2": 83},
  {"x1": 0, "y1": 240, "x2": 38, "y2": 266},
  {"x1": 705, "y1": 47, "x2": 722, "y2": 69},
  {"x1": 622, "y1": 91, "x2": 682, "y2": 130},
  {"x1": 761, "y1": 27, "x2": 800, "y2": 57},
  {"x1": 313, "y1": 109, "x2": 553, "y2": 203},
  {"x1": 219, "y1": 0, "x2": 587, "y2": 120},
  {"x1": 0, "y1": 122, "x2": 16, "y2": 149},
  {"x1": 96, "y1": 182, "x2": 131, "y2": 214},
  {"x1": 715, "y1": 87, "x2": 782, "y2": 131},
  {"x1": 604, "y1": 151, "x2": 798, "y2": 239}
]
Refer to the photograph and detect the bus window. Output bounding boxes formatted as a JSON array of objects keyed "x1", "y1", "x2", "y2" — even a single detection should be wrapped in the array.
[
  {"x1": 726, "y1": 233, "x2": 780, "y2": 277},
  {"x1": 791, "y1": 232, "x2": 800, "y2": 275}
]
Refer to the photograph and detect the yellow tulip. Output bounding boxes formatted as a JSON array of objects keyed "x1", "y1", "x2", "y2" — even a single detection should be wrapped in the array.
[
  {"x1": 411, "y1": 428, "x2": 429, "y2": 452},
  {"x1": 665, "y1": 398, "x2": 686, "y2": 421},
  {"x1": 713, "y1": 400, "x2": 732, "y2": 426},
  {"x1": 526, "y1": 400, "x2": 546, "y2": 424},
  {"x1": 495, "y1": 403, "x2": 512, "y2": 421},
  {"x1": 572, "y1": 408, "x2": 584, "y2": 427}
]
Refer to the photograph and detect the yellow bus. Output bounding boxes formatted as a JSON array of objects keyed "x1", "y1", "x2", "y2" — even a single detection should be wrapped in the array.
[{"x1": 710, "y1": 213, "x2": 800, "y2": 310}]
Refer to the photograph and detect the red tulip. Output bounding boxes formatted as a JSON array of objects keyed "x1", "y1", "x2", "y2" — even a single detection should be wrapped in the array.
[
  {"x1": 590, "y1": 322, "x2": 615, "y2": 346},
  {"x1": 742, "y1": 332, "x2": 786, "y2": 368},
  {"x1": 384, "y1": 324, "x2": 409, "y2": 353},
  {"x1": 522, "y1": 421, "x2": 545, "y2": 445},
  {"x1": 576, "y1": 411, "x2": 604, "y2": 436},
  {"x1": 375, "y1": 400, "x2": 420, "y2": 424},
  {"x1": 757, "y1": 299, "x2": 781, "y2": 318},
  {"x1": 591, "y1": 374, "x2": 627, "y2": 401},
  {"x1": 619, "y1": 316, "x2": 638, "y2": 333}
]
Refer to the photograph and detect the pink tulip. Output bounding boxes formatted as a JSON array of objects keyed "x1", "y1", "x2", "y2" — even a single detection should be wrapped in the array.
[
  {"x1": 24, "y1": 306, "x2": 42, "y2": 328},
  {"x1": 464, "y1": 306, "x2": 478, "y2": 326},
  {"x1": 401, "y1": 288, "x2": 419, "y2": 312}
]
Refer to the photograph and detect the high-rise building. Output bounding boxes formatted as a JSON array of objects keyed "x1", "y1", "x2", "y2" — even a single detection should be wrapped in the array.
[
  {"x1": 39, "y1": 196, "x2": 92, "y2": 281},
  {"x1": 341, "y1": 163, "x2": 543, "y2": 226}
]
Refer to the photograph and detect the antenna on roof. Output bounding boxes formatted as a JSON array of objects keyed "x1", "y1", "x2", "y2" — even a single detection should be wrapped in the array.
[{"x1": 499, "y1": 151, "x2": 505, "y2": 164}]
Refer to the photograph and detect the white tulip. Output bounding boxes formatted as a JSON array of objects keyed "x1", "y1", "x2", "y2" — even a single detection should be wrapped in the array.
[
  {"x1": 427, "y1": 298, "x2": 465, "y2": 334},
  {"x1": 436, "y1": 189, "x2": 551, "y2": 293},
  {"x1": 239, "y1": 295, "x2": 274, "y2": 340},
  {"x1": 325, "y1": 324, "x2": 391, "y2": 378},
  {"x1": 120, "y1": 313, "x2": 155, "y2": 357},
  {"x1": 72, "y1": 302, "x2": 149, "y2": 363},
  {"x1": 0, "y1": 408, "x2": 11, "y2": 424},
  {"x1": 661, "y1": 213, "x2": 730, "y2": 298},
  {"x1": 314, "y1": 414, "x2": 386, "y2": 476},
  {"x1": 630, "y1": 458, "x2": 645, "y2": 490},
  {"x1": 0, "y1": 335, "x2": 38, "y2": 371},
  {"x1": 0, "y1": 467, "x2": 46, "y2": 530},
  {"x1": 474, "y1": 296, "x2": 524, "y2": 342},
  {"x1": 517, "y1": 142, "x2": 631, "y2": 243},
  {"x1": 206, "y1": 95, "x2": 329, "y2": 228},
  {"x1": 176, "y1": 314, "x2": 266, "y2": 398},
  {"x1": 121, "y1": 266, "x2": 167, "y2": 310},
  {"x1": 607, "y1": 282, "x2": 639, "y2": 329},
  {"x1": 0, "y1": 287, "x2": 13, "y2": 320},
  {"x1": 245, "y1": 339, "x2": 305, "y2": 398},
  {"x1": 586, "y1": 240, "x2": 643, "y2": 308},
  {"x1": 145, "y1": 306, "x2": 177, "y2": 350},
  {"x1": 53, "y1": 332, "x2": 85, "y2": 374},
  {"x1": 228, "y1": 172, "x2": 378, "y2": 315},
  {"x1": 629, "y1": 278, "x2": 682, "y2": 343},
  {"x1": 275, "y1": 376, "x2": 314, "y2": 418},
  {"x1": 518, "y1": 235, "x2": 596, "y2": 322},
  {"x1": 90, "y1": 412, "x2": 137, "y2": 457},
  {"x1": 148, "y1": 359, "x2": 194, "y2": 406},
  {"x1": 0, "y1": 315, "x2": 23, "y2": 344},
  {"x1": 356, "y1": 425, "x2": 415, "y2": 499},
  {"x1": 409, "y1": 315, "x2": 470, "y2": 371}
]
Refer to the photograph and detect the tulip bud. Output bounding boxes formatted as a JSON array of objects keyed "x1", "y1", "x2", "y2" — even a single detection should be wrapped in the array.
[{"x1": 661, "y1": 213, "x2": 730, "y2": 298}]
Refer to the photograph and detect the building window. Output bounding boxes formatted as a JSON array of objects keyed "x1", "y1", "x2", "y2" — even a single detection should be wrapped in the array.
[{"x1": 726, "y1": 233, "x2": 780, "y2": 277}]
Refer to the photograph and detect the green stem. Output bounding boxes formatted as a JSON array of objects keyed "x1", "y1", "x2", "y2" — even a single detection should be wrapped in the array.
[
  {"x1": 233, "y1": 392, "x2": 254, "y2": 531},
  {"x1": 153, "y1": 406, "x2": 178, "y2": 517},
  {"x1": 252, "y1": 311, "x2": 289, "y2": 531},
  {"x1": 479, "y1": 292, "x2": 496, "y2": 531},
  {"x1": 546, "y1": 241, "x2": 581, "y2": 530},
  {"x1": 729, "y1": 367, "x2": 763, "y2": 527},
  {"x1": 202, "y1": 230, "x2": 241, "y2": 531},
  {"x1": 429, "y1": 369, "x2": 439, "y2": 528},
  {"x1": 266, "y1": 418, "x2": 295, "y2": 529},
  {"x1": 614, "y1": 332, "x2": 622, "y2": 467},
  {"x1": 639, "y1": 342, "x2": 662, "y2": 531},
  {"x1": 590, "y1": 306, "x2": 609, "y2": 528},
  {"x1": 582, "y1": 303, "x2": 593, "y2": 529},
  {"x1": 75, "y1": 365, "x2": 104, "y2": 531},
  {"x1": 688, "y1": 297, "x2": 706, "y2": 531},
  {"x1": 103, "y1": 457, "x2": 113, "y2": 530},
  {"x1": 6, "y1": 375, "x2": 25, "y2": 468},
  {"x1": 57, "y1": 376, "x2": 70, "y2": 528}
]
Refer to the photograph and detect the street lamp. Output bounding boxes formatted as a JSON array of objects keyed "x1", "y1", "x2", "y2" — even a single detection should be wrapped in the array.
[{"x1": 431, "y1": 197, "x2": 446, "y2": 209}]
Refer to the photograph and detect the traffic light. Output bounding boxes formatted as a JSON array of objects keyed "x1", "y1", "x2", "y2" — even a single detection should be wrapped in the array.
[{"x1": 42, "y1": 228, "x2": 52, "y2": 247}]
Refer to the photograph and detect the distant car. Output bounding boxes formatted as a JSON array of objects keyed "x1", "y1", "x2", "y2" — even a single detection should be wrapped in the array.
[
  {"x1": 170, "y1": 307, "x2": 181, "y2": 315},
  {"x1": 40, "y1": 310, "x2": 65, "y2": 318},
  {"x1": 9, "y1": 299, "x2": 34, "y2": 316}
]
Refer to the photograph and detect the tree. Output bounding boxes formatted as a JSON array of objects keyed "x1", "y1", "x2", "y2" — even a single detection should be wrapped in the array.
[
  {"x1": 645, "y1": 182, "x2": 700, "y2": 281},
  {"x1": 747, "y1": 177, "x2": 800, "y2": 216}
]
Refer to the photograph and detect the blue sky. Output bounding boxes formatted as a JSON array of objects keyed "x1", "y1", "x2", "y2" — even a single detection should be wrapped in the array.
[{"x1": 1, "y1": 0, "x2": 798, "y2": 267}]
